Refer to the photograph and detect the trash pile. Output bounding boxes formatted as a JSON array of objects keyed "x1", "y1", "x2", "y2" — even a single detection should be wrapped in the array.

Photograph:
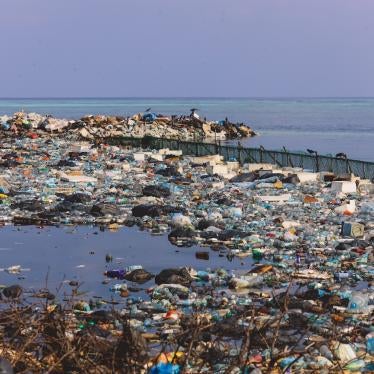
[
  {"x1": 0, "y1": 137, "x2": 373, "y2": 372},
  {"x1": 0, "y1": 110, "x2": 256, "y2": 142}
]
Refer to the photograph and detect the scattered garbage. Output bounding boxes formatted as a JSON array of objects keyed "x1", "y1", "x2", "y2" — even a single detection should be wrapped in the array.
[{"x1": 0, "y1": 124, "x2": 373, "y2": 372}]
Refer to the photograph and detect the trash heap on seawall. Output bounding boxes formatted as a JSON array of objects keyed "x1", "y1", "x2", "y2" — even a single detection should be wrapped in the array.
[{"x1": 0, "y1": 110, "x2": 256, "y2": 141}]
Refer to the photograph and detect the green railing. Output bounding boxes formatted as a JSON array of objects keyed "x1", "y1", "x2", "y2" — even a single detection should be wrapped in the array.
[{"x1": 107, "y1": 136, "x2": 374, "y2": 180}]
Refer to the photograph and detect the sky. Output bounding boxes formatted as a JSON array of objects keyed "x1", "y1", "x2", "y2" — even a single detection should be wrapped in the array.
[{"x1": 1, "y1": 0, "x2": 374, "y2": 98}]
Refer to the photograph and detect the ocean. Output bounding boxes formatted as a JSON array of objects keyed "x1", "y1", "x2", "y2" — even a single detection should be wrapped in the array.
[{"x1": 0, "y1": 97, "x2": 373, "y2": 161}]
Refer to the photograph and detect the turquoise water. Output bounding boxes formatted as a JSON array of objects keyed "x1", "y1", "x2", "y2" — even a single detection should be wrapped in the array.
[{"x1": 0, "y1": 98, "x2": 373, "y2": 161}]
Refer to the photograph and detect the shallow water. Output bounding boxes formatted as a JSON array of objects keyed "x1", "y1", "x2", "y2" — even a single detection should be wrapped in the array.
[
  {"x1": 0, "y1": 225, "x2": 253, "y2": 300},
  {"x1": 0, "y1": 97, "x2": 373, "y2": 160}
]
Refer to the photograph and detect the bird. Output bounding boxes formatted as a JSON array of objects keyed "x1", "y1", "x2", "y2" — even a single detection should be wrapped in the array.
[
  {"x1": 335, "y1": 152, "x2": 347, "y2": 159},
  {"x1": 307, "y1": 149, "x2": 317, "y2": 154},
  {"x1": 145, "y1": 107, "x2": 151, "y2": 112}
]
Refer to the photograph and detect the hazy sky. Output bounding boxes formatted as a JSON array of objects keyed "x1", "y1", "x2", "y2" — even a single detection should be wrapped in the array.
[{"x1": 1, "y1": 0, "x2": 374, "y2": 97}]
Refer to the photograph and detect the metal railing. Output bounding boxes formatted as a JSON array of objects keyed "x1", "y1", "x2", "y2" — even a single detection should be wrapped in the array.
[{"x1": 107, "y1": 136, "x2": 374, "y2": 180}]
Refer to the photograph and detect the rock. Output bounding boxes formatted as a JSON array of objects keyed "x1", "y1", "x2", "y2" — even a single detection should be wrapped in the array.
[
  {"x1": 218, "y1": 229, "x2": 247, "y2": 241},
  {"x1": 132, "y1": 204, "x2": 163, "y2": 218},
  {"x1": 2, "y1": 285, "x2": 23, "y2": 299},
  {"x1": 155, "y1": 166, "x2": 180, "y2": 177},
  {"x1": 155, "y1": 268, "x2": 193, "y2": 286},
  {"x1": 230, "y1": 172, "x2": 258, "y2": 183},
  {"x1": 132, "y1": 204, "x2": 184, "y2": 218},
  {"x1": 196, "y1": 219, "x2": 216, "y2": 230},
  {"x1": 91, "y1": 203, "x2": 120, "y2": 216},
  {"x1": 64, "y1": 193, "x2": 91, "y2": 204},
  {"x1": 124, "y1": 269, "x2": 154, "y2": 283},
  {"x1": 168, "y1": 227, "x2": 195, "y2": 242}
]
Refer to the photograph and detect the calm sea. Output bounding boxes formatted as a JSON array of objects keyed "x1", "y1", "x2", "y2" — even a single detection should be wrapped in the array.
[{"x1": 0, "y1": 98, "x2": 373, "y2": 161}]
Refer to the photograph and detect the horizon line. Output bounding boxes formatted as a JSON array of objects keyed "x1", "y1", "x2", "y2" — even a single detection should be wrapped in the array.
[{"x1": 1, "y1": 96, "x2": 374, "y2": 100}]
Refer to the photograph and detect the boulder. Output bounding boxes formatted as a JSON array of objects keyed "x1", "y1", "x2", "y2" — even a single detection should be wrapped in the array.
[
  {"x1": 91, "y1": 203, "x2": 120, "y2": 216},
  {"x1": 155, "y1": 268, "x2": 193, "y2": 286},
  {"x1": 124, "y1": 269, "x2": 154, "y2": 283}
]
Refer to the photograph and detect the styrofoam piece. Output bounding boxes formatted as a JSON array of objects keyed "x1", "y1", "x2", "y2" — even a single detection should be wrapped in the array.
[
  {"x1": 60, "y1": 173, "x2": 97, "y2": 184},
  {"x1": 69, "y1": 142, "x2": 92, "y2": 153},
  {"x1": 226, "y1": 161, "x2": 240, "y2": 172},
  {"x1": 247, "y1": 163, "x2": 274, "y2": 172},
  {"x1": 331, "y1": 181, "x2": 357, "y2": 193},
  {"x1": 207, "y1": 164, "x2": 228, "y2": 176},
  {"x1": 150, "y1": 154, "x2": 164, "y2": 161},
  {"x1": 255, "y1": 194, "x2": 291, "y2": 202},
  {"x1": 133, "y1": 152, "x2": 152, "y2": 161},
  {"x1": 158, "y1": 148, "x2": 183, "y2": 156},
  {"x1": 189, "y1": 154, "x2": 224, "y2": 165},
  {"x1": 296, "y1": 172, "x2": 318, "y2": 183}
]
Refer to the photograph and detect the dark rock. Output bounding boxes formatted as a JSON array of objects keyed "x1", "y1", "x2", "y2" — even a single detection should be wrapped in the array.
[
  {"x1": 282, "y1": 174, "x2": 300, "y2": 184},
  {"x1": 155, "y1": 268, "x2": 193, "y2": 286},
  {"x1": 54, "y1": 200, "x2": 90, "y2": 213},
  {"x1": 230, "y1": 172, "x2": 258, "y2": 183},
  {"x1": 132, "y1": 204, "x2": 163, "y2": 218},
  {"x1": 155, "y1": 166, "x2": 180, "y2": 177},
  {"x1": 3, "y1": 285, "x2": 23, "y2": 299},
  {"x1": 258, "y1": 173, "x2": 284, "y2": 180},
  {"x1": 132, "y1": 204, "x2": 184, "y2": 218},
  {"x1": 124, "y1": 269, "x2": 154, "y2": 283},
  {"x1": 196, "y1": 219, "x2": 216, "y2": 230},
  {"x1": 64, "y1": 193, "x2": 91, "y2": 204},
  {"x1": 91, "y1": 203, "x2": 120, "y2": 216},
  {"x1": 168, "y1": 226, "x2": 195, "y2": 241},
  {"x1": 142, "y1": 185, "x2": 170, "y2": 198},
  {"x1": 218, "y1": 229, "x2": 247, "y2": 241}
]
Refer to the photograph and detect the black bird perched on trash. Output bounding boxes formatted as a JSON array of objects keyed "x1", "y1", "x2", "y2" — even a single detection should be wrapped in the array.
[{"x1": 335, "y1": 152, "x2": 347, "y2": 159}]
